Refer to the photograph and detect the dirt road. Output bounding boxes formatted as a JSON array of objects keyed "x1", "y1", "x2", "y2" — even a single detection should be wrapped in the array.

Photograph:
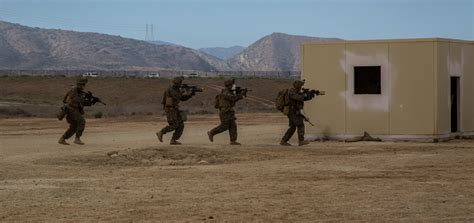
[{"x1": 1, "y1": 113, "x2": 474, "y2": 221}]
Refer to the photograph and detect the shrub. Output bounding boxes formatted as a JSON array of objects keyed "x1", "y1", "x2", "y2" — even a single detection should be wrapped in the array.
[
  {"x1": 94, "y1": 111, "x2": 103, "y2": 119},
  {"x1": 0, "y1": 107, "x2": 32, "y2": 117}
]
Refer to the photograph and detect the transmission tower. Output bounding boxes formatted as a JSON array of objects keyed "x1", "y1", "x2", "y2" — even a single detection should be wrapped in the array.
[{"x1": 145, "y1": 23, "x2": 155, "y2": 41}]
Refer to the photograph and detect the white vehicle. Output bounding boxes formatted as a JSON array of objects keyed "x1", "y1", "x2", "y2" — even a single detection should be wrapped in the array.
[
  {"x1": 146, "y1": 73, "x2": 160, "y2": 78},
  {"x1": 183, "y1": 73, "x2": 198, "y2": 78},
  {"x1": 82, "y1": 72, "x2": 99, "y2": 77}
]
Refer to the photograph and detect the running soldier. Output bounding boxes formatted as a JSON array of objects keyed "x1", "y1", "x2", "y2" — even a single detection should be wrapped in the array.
[
  {"x1": 207, "y1": 79, "x2": 246, "y2": 145},
  {"x1": 156, "y1": 76, "x2": 195, "y2": 145},
  {"x1": 280, "y1": 80, "x2": 314, "y2": 146},
  {"x1": 58, "y1": 78, "x2": 90, "y2": 145}
]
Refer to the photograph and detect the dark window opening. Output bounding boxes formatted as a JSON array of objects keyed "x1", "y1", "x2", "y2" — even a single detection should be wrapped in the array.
[
  {"x1": 451, "y1": 77, "x2": 460, "y2": 132},
  {"x1": 354, "y1": 66, "x2": 381, "y2": 94}
]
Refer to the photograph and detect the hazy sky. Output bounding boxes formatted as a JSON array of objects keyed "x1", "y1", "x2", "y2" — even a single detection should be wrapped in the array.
[{"x1": 0, "y1": 0, "x2": 472, "y2": 48}]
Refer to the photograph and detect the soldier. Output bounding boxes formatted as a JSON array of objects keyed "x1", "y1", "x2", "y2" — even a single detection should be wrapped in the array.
[
  {"x1": 207, "y1": 79, "x2": 245, "y2": 145},
  {"x1": 156, "y1": 76, "x2": 194, "y2": 145},
  {"x1": 280, "y1": 80, "x2": 313, "y2": 146},
  {"x1": 58, "y1": 78, "x2": 90, "y2": 145}
]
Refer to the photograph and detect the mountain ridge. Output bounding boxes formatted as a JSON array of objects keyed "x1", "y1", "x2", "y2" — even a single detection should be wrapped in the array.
[
  {"x1": 227, "y1": 32, "x2": 341, "y2": 71},
  {"x1": 0, "y1": 20, "x2": 216, "y2": 71},
  {"x1": 198, "y1": 46, "x2": 245, "y2": 60},
  {"x1": 0, "y1": 21, "x2": 342, "y2": 72}
]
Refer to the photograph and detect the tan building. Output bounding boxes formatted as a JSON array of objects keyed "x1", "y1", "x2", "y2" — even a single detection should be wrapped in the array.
[{"x1": 301, "y1": 38, "x2": 474, "y2": 141}]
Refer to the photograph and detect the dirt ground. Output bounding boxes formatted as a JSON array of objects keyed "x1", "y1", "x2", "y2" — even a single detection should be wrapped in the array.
[{"x1": 1, "y1": 113, "x2": 474, "y2": 222}]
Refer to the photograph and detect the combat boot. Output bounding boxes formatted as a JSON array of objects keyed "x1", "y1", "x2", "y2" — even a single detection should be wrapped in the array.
[
  {"x1": 280, "y1": 140, "x2": 291, "y2": 146},
  {"x1": 230, "y1": 141, "x2": 241, "y2": 146},
  {"x1": 156, "y1": 131, "x2": 163, "y2": 143},
  {"x1": 207, "y1": 131, "x2": 214, "y2": 142},
  {"x1": 74, "y1": 137, "x2": 85, "y2": 145},
  {"x1": 298, "y1": 140, "x2": 310, "y2": 146},
  {"x1": 58, "y1": 137, "x2": 69, "y2": 145},
  {"x1": 170, "y1": 139, "x2": 182, "y2": 145}
]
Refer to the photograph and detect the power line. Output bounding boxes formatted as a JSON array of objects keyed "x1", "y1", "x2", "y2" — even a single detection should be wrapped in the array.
[
  {"x1": 0, "y1": 8, "x2": 141, "y2": 28},
  {"x1": 151, "y1": 24, "x2": 154, "y2": 41},
  {"x1": 0, "y1": 8, "x2": 144, "y2": 33},
  {"x1": 145, "y1": 24, "x2": 149, "y2": 41},
  {"x1": 0, "y1": 0, "x2": 3, "y2": 20},
  {"x1": 0, "y1": 8, "x2": 168, "y2": 42}
]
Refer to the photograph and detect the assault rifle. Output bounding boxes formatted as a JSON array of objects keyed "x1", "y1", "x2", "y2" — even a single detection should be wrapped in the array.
[
  {"x1": 302, "y1": 88, "x2": 325, "y2": 100},
  {"x1": 57, "y1": 91, "x2": 105, "y2": 120},
  {"x1": 180, "y1": 84, "x2": 203, "y2": 96},
  {"x1": 299, "y1": 109, "x2": 314, "y2": 126},
  {"x1": 84, "y1": 91, "x2": 106, "y2": 106},
  {"x1": 232, "y1": 86, "x2": 250, "y2": 97}
]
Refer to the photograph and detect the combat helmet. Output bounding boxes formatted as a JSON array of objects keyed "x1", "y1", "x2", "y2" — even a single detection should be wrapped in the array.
[
  {"x1": 293, "y1": 80, "x2": 305, "y2": 88},
  {"x1": 224, "y1": 79, "x2": 235, "y2": 86},
  {"x1": 76, "y1": 77, "x2": 88, "y2": 86},
  {"x1": 172, "y1": 76, "x2": 184, "y2": 85}
]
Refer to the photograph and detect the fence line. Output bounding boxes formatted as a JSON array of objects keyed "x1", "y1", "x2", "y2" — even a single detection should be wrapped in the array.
[{"x1": 0, "y1": 69, "x2": 301, "y2": 79}]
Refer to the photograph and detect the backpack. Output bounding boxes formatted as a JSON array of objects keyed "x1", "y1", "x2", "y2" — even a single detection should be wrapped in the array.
[
  {"x1": 214, "y1": 93, "x2": 223, "y2": 109},
  {"x1": 161, "y1": 91, "x2": 172, "y2": 108},
  {"x1": 161, "y1": 93, "x2": 166, "y2": 107},
  {"x1": 275, "y1": 89, "x2": 290, "y2": 112}
]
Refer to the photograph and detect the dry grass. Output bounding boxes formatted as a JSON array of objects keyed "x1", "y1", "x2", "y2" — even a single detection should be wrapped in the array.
[{"x1": 0, "y1": 76, "x2": 292, "y2": 117}]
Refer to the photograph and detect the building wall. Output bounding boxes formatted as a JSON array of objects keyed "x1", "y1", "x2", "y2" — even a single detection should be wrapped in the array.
[
  {"x1": 436, "y1": 41, "x2": 474, "y2": 135},
  {"x1": 344, "y1": 43, "x2": 390, "y2": 135},
  {"x1": 302, "y1": 40, "x2": 439, "y2": 138},
  {"x1": 301, "y1": 44, "x2": 346, "y2": 135},
  {"x1": 463, "y1": 44, "x2": 474, "y2": 132},
  {"x1": 389, "y1": 42, "x2": 435, "y2": 135},
  {"x1": 436, "y1": 41, "x2": 451, "y2": 135}
]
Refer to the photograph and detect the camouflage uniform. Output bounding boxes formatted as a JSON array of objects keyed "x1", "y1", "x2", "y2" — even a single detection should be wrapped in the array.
[
  {"x1": 281, "y1": 80, "x2": 312, "y2": 146},
  {"x1": 208, "y1": 81, "x2": 244, "y2": 144},
  {"x1": 59, "y1": 78, "x2": 91, "y2": 145},
  {"x1": 157, "y1": 77, "x2": 192, "y2": 144}
]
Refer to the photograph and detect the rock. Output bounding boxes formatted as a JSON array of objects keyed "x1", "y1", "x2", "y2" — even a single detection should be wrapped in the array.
[
  {"x1": 345, "y1": 132, "x2": 382, "y2": 142},
  {"x1": 198, "y1": 160, "x2": 208, "y2": 164},
  {"x1": 107, "y1": 151, "x2": 119, "y2": 157}
]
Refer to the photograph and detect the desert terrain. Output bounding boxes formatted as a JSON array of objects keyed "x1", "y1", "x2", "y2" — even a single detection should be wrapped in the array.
[{"x1": 1, "y1": 113, "x2": 474, "y2": 222}]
